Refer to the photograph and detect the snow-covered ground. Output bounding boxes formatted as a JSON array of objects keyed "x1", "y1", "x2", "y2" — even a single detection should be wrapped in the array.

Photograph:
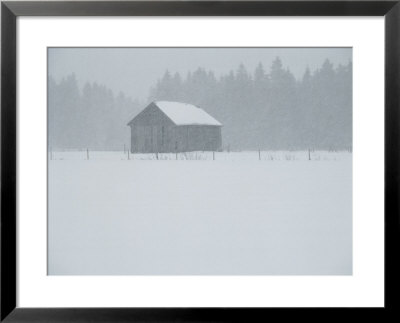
[{"x1": 48, "y1": 151, "x2": 352, "y2": 275}]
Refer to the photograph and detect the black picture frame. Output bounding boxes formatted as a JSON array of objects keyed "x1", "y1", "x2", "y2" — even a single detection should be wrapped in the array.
[{"x1": 1, "y1": 1, "x2": 399, "y2": 321}]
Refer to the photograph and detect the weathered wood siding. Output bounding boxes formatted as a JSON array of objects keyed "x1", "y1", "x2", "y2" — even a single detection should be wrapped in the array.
[
  {"x1": 129, "y1": 103, "x2": 222, "y2": 153},
  {"x1": 173, "y1": 125, "x2": 222, "y2": 152},
  {"x1": 129, "y1": 103, "x2": 175, "y2": 153}
]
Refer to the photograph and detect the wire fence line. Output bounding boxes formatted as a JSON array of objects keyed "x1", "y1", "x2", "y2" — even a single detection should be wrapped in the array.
[{"x1": 48, "y1": 148, "x2": 351, "y2": 162}]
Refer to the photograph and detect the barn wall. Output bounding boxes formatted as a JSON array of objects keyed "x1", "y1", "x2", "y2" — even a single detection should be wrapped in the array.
[
  {"x1": 129, "y1": 103, "x2": 175, "y2": 153},
  {"x1": 131, "y1": 124, "x2": 222, "y2": 153},
  {"x1": 173, "y1": 125, "x2": 222, "y2": 152},
  {"x1": 131, "y1": 124, "x2": 177, "y2": 153}
]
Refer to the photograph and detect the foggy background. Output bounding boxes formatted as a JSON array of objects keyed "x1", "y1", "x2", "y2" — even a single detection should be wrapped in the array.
[{"x1": 48, "y1": 47, "x2": 352, "y2": 151}]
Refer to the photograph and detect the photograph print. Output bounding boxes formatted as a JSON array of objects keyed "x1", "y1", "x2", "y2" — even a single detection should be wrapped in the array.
[{"x1": 48, "y1": 47, "x2": 352, "y2": 275}]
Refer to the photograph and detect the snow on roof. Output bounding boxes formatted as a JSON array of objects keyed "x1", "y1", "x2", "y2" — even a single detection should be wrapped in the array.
[{"x1": 154, "y1": 101, "x2": 222, "y2": 126}]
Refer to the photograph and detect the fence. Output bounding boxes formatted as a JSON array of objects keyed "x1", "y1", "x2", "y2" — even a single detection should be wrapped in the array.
[{"x1": 48, "y1": 148, "x2": 351, "y2": 162}]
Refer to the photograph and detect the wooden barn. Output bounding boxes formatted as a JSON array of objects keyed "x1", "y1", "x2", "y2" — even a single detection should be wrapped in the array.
[{"x1": 127, "y1": 101, "x2": 222, "y2": 153}]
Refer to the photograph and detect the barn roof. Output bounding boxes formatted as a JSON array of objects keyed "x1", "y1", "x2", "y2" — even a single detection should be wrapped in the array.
[
  {"x1": 128, "y1": 101, "x2": 222, "y2": 126},
  {"x1": 154, "y1": 101, "x2": 222, "y2": 126}
]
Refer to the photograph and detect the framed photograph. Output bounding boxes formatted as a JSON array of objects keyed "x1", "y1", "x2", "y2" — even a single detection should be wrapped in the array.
[{"x1": 1, "y1": 0, "x2": 399, "y2": 321}]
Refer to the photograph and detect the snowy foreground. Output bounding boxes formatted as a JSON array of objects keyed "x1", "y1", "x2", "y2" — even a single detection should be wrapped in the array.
[{"x1": 48, "y1": 151, "x2": 352, "y2": 275}]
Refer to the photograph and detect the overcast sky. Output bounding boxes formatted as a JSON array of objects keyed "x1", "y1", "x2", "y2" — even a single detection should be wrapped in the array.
[{"x1": 48, "y1": 47, "x2": 352, "y2": 101}]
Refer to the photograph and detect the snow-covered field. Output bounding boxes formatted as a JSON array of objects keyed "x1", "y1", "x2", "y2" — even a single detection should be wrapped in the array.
[{"x1": 48, "y1": 151, "x2": 352, "y2": 275}]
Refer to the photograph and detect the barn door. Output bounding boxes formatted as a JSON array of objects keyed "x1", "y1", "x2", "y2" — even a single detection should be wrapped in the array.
[
  {"x1": 144, "y1": 126, "x2": 152, "y2": 153},
  {"x1": 137, "y1": 126, "x2": 145, "y2": 152},
  {"x1": 152, "y1": 126, "x2": 158, "y2": 153}
]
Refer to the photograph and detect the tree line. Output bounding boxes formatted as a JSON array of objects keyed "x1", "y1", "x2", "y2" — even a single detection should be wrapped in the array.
[
  {"x1": 48, "y1": 75, "x2": 142, "y2": 150},
  {"x1": 148, "y1": 57, "x2": 352, "y2": 150},
  {"x1": 49, "y1": 57, "x2": 352, "y2": 151}
]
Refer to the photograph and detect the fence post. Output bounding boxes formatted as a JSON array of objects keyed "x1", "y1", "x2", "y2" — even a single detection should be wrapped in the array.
[
  {"x1": 128, "y1": 149, "x2": 130, "y2": 160},
  {"x1": 308, "y1": 149, "x2": 311, "y2": 161},
  {"x1": 258, "y1": 149, "x2": 261, "y2": 161},
  {"x1": 87, "y1": 148, "x2": 89, "y2": 160},
  {"x1": 213, "y1": 151, "x2": 215, "y2": 160},
  {"x1": 50, "y1": 147, "x2": 53, "y2": 160},
  {"x1": 124, "y1": 144, "x2": 126, "y2": 154}
]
